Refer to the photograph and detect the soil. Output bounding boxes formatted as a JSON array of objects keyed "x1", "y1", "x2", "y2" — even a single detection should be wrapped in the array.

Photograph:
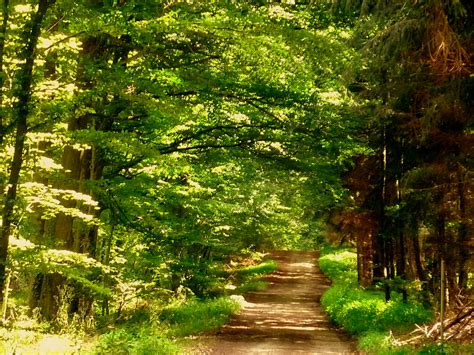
[{"x1": 189, "y1": 250, "x2": 357, "y2": 354}]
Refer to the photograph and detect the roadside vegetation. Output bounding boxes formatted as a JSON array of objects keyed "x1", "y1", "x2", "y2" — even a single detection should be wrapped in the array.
[
  {"x1": 319, "y1": 246, "x2": 473, "y2": 354},
  {"x1": 0, "y1": 256, "x2": 276, "y2": 354},
  {"x1": 0, "y1": 1, "x2": 471, "y2": 353}
]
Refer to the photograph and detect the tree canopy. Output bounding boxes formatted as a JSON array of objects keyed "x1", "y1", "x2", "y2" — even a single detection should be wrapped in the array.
[{"x1": 0, "y1": 0, "x2": 472, "y2": 350}]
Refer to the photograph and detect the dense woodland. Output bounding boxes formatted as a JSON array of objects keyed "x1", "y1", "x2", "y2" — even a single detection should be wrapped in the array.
[{"x1": 0, "y1": 0, "x2": 472, "y2": 351}]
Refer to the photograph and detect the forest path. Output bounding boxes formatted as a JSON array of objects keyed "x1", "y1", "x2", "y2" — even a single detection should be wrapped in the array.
[{"x1": 189, "y1": 250, "x2": 357, "y2": 354}]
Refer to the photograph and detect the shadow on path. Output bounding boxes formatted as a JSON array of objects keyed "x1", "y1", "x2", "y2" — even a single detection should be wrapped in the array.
[{"x1": 190, "y1": 250, "x2": 357, "y2": 354}]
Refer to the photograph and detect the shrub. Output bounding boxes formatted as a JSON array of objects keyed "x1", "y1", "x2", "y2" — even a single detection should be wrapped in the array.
[
  {"x1": 94, "y1": 327, "x2": 179, "y2": 355},
  {"x1": 358, "y1": 331, "x2": 396, "y2": 354},
  {"x1": 235, "y1": 259, "x2": 277, "y2": 278},
  {"x1": 319, "y1": 246, "x2": 433, "y2": 353},
  {"x1": 319, "y1": 248, "x2": 358, "y2": 285},
  {"x1": 160, "y1": 297, "x2": 240, "y2": 337}
]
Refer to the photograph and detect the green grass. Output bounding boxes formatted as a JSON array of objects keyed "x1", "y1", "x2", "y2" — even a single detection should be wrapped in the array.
[
  {"x1": 93, "y1": 296, "x2": 240, "y2": 354},
  {"x1": 234, "y1": 279, "x2": 268, "y2": 293},
  {"x1": 321, "y1": 284, "x2": 432, "y2": 334},
  {"x1": 160, "y1": 297, "x2": 240, "y2": 337},
  {"x1": 235, "y1": 259, "x2": 277, "y2": 278},
  {"x1": 94, "y1": 327, "x2": 180, "y2": 355},
  {"x1": 319, "y1": 247, "x2": 358, "y2": 285},
  {"x1": 3, "y1": 256, "x2": 276, "y2": 354},
  {"x1": 319, "y1": 246, "x2": 433, "y2": 353},
  {"x1": 230, "y1": 258, "x2": 277, "y2": 294}
]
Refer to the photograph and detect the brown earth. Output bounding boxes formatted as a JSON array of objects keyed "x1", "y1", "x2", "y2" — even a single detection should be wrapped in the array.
[{"x1": 189, "y1": 250, "x2": 357, "y2": 354}]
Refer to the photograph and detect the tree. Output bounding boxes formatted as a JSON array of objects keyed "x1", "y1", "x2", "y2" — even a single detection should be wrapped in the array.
[
  {"x1": 331, "y1": 0, "x2": 473, "y2": 303},
  {"x1": 0, "y1": 0, "x2": 55, "y2": 308}
]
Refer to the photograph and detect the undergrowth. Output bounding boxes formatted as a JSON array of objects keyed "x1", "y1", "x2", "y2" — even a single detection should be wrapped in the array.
[
  {"x1": 232, "y1": 258, "x2": 277, "y2": 294},
  {"x1": 235, "y1": 258, "x2": 277, "y2": 278},
  {"x1": 93, "y1": 296, "x2": 239, "y2": 354},
  {"x1": 94, "y1": 326, "x2": 180, "y2": 355},
  {"x1": 1, "y1": 257, "x2": 277, "y2": 354},
  {"x1": 160, "y1": 297, "x2": 240, "y2": 337},
  {"x1": 319, "y1": 246, "x2": 433, "y2": 353}
]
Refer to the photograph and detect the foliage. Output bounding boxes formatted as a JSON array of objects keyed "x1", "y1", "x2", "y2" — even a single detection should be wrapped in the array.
[
  {"x1": 234, "y1": 279, "x2": 268, "y2": 294},
  {"x1": 235, "y1": 259, "x2": 278, "y2": 278},
  {"x1": 357, "y1": 331, "x2": 397, "y2": 354},
  {"x1": 232, "y1": 258, "x2": 277, "y2": 294},
  {"x1": 319, "y1": 246, "x2": 433, "y2": 351},
  {"x1": 160, "y1": 297, "x2": 240, "y2": 337},
  {"x1": 94, "y1": 327, "x2": 179, "y2": 355},
  {"x1": 319, "y1": 246, "x2": 358, "y2": 285},
  {"x1": 322, "y1": 283, "x2": 432, "y2": 334},
  {"x1": 0, "y1": 0, "x2": 471, "y2": 351}
]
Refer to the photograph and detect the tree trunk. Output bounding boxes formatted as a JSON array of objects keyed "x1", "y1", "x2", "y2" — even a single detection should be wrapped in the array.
[
  {"x1": 0, "y1": 0, "x2": 9, "y2": 144},
  {"x1": 0, "y1": 0, "x2": 54, "y2": 307},
  {"x1": 457, "y1": 174, "x2": 470, "y2": 290},
  {"x1": 356, "y1": 212, "x2": 375, "y2": 287},
  {"x1": 30, "y1": 34, "x2": 103, "y2": 320},
  {"x1": 31, "y1": 31, "x2": 130, "y2": 321}
]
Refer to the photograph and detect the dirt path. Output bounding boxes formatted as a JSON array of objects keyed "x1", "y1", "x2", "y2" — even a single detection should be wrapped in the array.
[{"x1": 191, "y1": 250, "x2": 357, "y2": 354}]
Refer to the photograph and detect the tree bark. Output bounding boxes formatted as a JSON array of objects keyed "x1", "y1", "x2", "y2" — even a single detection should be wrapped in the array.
[
  {"x1": 0, "y1": 0, "x2": 9, "y2": 144},
  {"x1": 457, "y1": 173, "x2": 470, "y2": 290},
  {"x1": 31, "y1": 31, "x2": 131, "y2": 320},
  {"x1": 0, "y1": 0, "x2": 54, "y2": 307}
]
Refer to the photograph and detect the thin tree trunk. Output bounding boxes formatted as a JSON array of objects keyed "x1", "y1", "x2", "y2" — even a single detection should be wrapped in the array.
[
  {"x1": 0, "y1": 0, "x2": 9, "y2": 144},
  {"x1": 0, "y1": 0, "x2": 54, "y2": 307},
  {"x1": 457, "y1": 174, "x2": 469, "y2": 290},
  {"x1": 412, "y1": 223, "x2": 426, "y2": 281}
]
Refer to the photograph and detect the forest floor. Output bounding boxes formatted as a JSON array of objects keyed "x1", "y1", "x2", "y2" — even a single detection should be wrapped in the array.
[{"x1": 188, "y1": 250, "x2": 357, "y2": 354}]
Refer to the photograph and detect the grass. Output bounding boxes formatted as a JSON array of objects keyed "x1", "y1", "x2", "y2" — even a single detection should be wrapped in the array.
[
  {"x1": 231, "y1": 258, "x2": 277, "y2": 293},
  {"x1": 1, "y1": 256, "x2": 277, "y2": 354},
  {"x1": 319, "y1": 245, "x2": 433, "y2": 353},
  {"x1": 0, "y1": 319, "x2": 85, "y2": 354},
  {"x1": 234, "y1": 279, "x2": 268, "y2": 293},
  {"x1": 160, "y1": 297, "x2": 240, "y2": 337},
  {"x1": 235, "y1": 259, "x2": 278, "y2": 278},
  {"x1": 91, "y1": 295, "x2": 241, "y2": 354},
  {"x1": 93, "y1": 326, "x2": 180, "y2": 354}
]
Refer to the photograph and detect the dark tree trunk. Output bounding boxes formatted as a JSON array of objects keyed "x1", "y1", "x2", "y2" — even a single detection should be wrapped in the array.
[
  {"x1": 457, "y1": 175, "x2": 470, "y2": 290},
  {"x1": 356, "y1": 212, "x2": 376, "y2": 287},
  {"x1": 31, "y1": 31, "x2": 131, "y2": 321},
  {"x1": 408, "y1": 219, "x2": 423, "y2": 281},
  {"x1": 372, "y1": 147, "x2": 386, "y2": 280},
  {"x1": 0, "y1": 0, "x2": 54, "y2": 307},
  {"x1": 432, "y1": 210, "x2": 446, "y2": 304},
  {"x1": 30, "y1": 35, "x2": 104, "y2": 320},
  {"x1": 0, "y1": 0, "x2": 9, "y2": 144}
]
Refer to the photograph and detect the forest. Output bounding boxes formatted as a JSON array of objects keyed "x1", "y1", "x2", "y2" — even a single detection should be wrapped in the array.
[{"x1": 0, "y1": 0, "x2": 472, "y2": 353}]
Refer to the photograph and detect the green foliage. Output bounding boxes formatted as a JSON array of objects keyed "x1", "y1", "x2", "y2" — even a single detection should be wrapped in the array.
[
  {"x1": 357, "y1": 337, "x2": 474, "y2": 355},
  {"x1": 322, "y1": 284, "x2": 432, "y2": 334},
  {"x1": 319, "y1": 246, "x2": 433, "y2": 351},
  {"x1": 319, "y1": 246, "x2": 358, "y2": 285},
  {"x1": 234, "y1": 279, "x2": 268, "y2": 294},
  {"x1": 10, "y1": 237, "x2": 113, "y2": 298},
  {"x1": 357, "y1": 331, "x2": 397, "y2": 354},
  {"x1": 159, "y1": 297, "x2": 240, "y2": 337},
  {"x1": 231, "y1": 258, "x2": 277, "y2": 293},
  {"x1": 235, "y1": 259, "x2": 277, "y2": 278},
  {"x1": 94, "y1": 328, "x2": 179, "y2": 355},
  {"x1": 416, "y1": 342, "x2": 474, "y2": 355}
]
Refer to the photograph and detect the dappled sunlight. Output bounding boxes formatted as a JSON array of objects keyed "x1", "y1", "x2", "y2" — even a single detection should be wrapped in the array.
[
  {"x1": 0, "y1": 328, "x2": 82, "y2": 354},
  {"x1": 200, "y1": 251, "x2": 356, "y2": 353},
  {"x1": 290, "y1": 262, "x2": 314, "y2": 268}
]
